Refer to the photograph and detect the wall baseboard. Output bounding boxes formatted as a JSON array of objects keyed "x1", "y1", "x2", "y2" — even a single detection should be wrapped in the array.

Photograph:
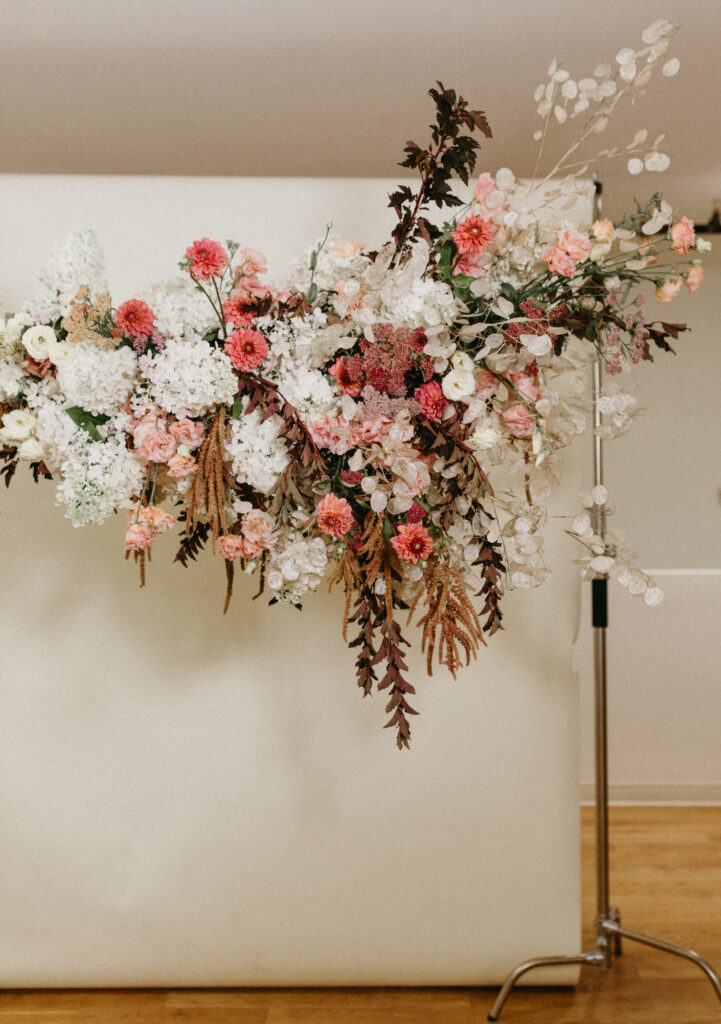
[{"x1": 580, "y1": 782, "x2": 721, "y2": 805}]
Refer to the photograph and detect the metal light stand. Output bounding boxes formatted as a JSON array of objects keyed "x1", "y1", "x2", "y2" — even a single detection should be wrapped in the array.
[{"x1": 488, "y1": 181, "x2": 721, "y2": 1021}]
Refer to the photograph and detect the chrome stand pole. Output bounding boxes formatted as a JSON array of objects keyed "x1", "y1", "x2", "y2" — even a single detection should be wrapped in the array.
[{"x1": 488, "y1": 184, "x2": 721, "y2": 1016}]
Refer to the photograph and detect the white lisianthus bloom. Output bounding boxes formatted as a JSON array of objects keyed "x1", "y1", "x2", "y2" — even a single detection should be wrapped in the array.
[
  {"x1": 4, "y1": 312, "x2": 35, "y2": 351},
  {"x1": 442, "y1": 368, "x2": 476, "y2": 401},
  {"x1": 22, "y1": 324, "x2": 57, "y2": 362},
  {"x1": 0, "y1": 408, "x2": 36, "y2": 444},
  {"x1": 451, "y1": 350, "x2": 474, "y2": 372},
  {"x1": 17, "y1": 437, "x2": 45, "y2": 462},
  {"x1": 519, "y1": 332, "x2": 552, "y2": 356}
]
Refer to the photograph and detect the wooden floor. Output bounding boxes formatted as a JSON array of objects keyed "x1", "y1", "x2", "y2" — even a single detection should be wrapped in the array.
[{"x1": 2, "y1": 806, "x2": 720, "y2": 1023}]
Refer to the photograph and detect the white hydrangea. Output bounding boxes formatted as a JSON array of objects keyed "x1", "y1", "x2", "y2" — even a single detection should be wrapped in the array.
[
  {"x1": 383, "y1": 275, "x2": 457, "y2": 329},
  {"x1": 276, "y1": 365, "x2": 338, "y2": 419},
  {"x1": 266, "y1": 533, "x2": 328, "y2": 602},
  {"x1": 0, "y1": 357, "x2": 24, "y2": 402},
  {"x1": 55, "y1": 432, "x2": 145, "y2": 527},
  {"x1": 29, "y1": 230, "x2": 108, "y2": 321},
  {"x1": 225, "y1": 407, "x2": 291, "y2": 493},
  {"x1": 141, "y1": 336, "x2": 237, "y2": 418},
  {"x1": 56, "y1": 340, "x2": 138, "y2": 416},
  {"x1": 138, "y1": 278, "x2": 216, "y2": 338}
]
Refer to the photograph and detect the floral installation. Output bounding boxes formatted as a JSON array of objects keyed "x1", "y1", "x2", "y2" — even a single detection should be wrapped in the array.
[{"x1": 0, "y1": 20, "x2": 707, "y2": 747}]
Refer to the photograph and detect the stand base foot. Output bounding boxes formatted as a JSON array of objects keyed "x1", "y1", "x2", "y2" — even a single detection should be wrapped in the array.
[{"x1": 488, "y1": 915, "x2": 721, "y2": 1020}]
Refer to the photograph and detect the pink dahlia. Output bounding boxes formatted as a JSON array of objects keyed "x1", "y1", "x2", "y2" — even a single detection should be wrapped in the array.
[
  {"x1": 391, "y1": 523, "x2": 433, "y2": 564},
  {"x1": 415, "y1": 380, "x2": 446, "y2": 423},
  {"x1": 452, "y1": 215, "x2": 495, "y2": 255},
  {"x1": 316, "y1": 493, "x2": 354, "y2": 538},
  {"x1": 184, "y1": 238, "x2": 228, "y2": 281},
  {"x1": 224, "y1": 328, "x2": 268, "y2": 371},
  {"x1": 116, "y1": 298, "x2": 155, "y2": 339}
]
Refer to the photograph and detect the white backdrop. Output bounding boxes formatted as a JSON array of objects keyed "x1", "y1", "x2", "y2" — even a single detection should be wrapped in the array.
[{"x1": 0, "y1": 175, "x2": 587, "y2": 986}]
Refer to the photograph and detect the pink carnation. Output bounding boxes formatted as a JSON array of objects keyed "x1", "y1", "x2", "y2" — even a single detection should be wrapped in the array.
[
  {"x1": 542, "y1": 246, "x2": 576, "y2": 277},
  {"x1": 124, "y1": 522, "x2": 154, "y2": 552},
  {"x1": 141, "y1": 430, "x2": 177, "y2": 463},
  {"x1": 131, "y1": 410, "x2": 166, "y2": 449},
  {"x1": 671, "y1": 216, "x2": 695, "y2": 256},
  {"x1": 656, "y1": 277, "x2": 682, "y2": 303},
  {"x1": 169, "y1": 417, "x2": 205, "y2": 449},
  {"x1": 217, "y1": 535, "x2": 249, "y2": 560},
  {"x1": 556, "y1": 228, "x2": 591, "y2": 262},
  {"x1": 501, "y1": 403, "x2": 536, "y2": 437},
  {"x1": 390, "y1": 523, "x2": 433, "y2": 564},
  {"x1": 167, "y1": 454, "x2": 197, "y2": 478},
  {"x1": 476, "y1": 369, "x2": 498, "y2": 400},
  {"x1": 316, "y1": 493, "x2": 354, "y2": 538},
  {"x1": 224, "y1": 328, "x2": 268, "y2": 372},
  {"x1": 685, "y1": 264, "x2": 703, "y2": 292},
  {"x1": 415, "y1": 380, "x2": 446, "y2": 423},
  {"x1": 452, "y1": 215, "x2": 495, "y2": 255},
  {"x1": 453, "y1": 252, "x2": 487, "y2": 278},
  {"x1": 307, "y1": 415, "x2": 354, "y2": 455},
  {"x1": 184, "y1": 238, "x2": 228, "y2": 281},
  {"x1": 128, "y1": 505, "x2": 176, "y2": 537},
  {"x1": 116, "y1": 298, "x2": 155, "y2": 339},
  {"x1": 508, "y1": 372, "x2": 540, "y2": 403},
  {"x1": 329, "y1": 356, "x2": 362, "y2": 397}
]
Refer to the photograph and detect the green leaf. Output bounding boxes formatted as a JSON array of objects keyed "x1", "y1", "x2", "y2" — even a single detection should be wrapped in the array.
[
  {"x1": 65, "y1": 406, "x2": 110, "y2": 442},
  {"x1": 232, "y1": 395, "x2": 244, "y2": 420},
  {"x1": 307, "y1": 282, "x2": 319, "y2": 304}
]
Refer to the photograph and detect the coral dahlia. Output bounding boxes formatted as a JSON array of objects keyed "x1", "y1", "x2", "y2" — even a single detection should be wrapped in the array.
[
  {"x1": 224, "y1": 328, "x2": 268, "y2": 371},
  {"x1": 116, "y1": 298, "x2": 155, "y2": 339},
  {"x1": 390, "y1": 523, "x2": 433, "y2": 563},
  {"x1": 184, "y1": 238, "x2": 228, "y2": 281},
  {"x1": 452, "y1": 215, "x2": 494, "y2": 255},
  {"x1": 316, "y1": 493, "x2": 354, "y2": 538}
]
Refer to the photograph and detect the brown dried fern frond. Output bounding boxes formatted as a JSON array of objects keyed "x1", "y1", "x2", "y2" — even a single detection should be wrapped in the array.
[
  {"x1": 412, "y1": 556, "x2": 485, "y2": 677},
  {"x1": 186, "y1": 406, "x2": 228, "y2": 547}
]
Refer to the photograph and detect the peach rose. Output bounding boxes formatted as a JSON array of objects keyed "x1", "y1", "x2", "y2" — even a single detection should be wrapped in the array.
[
  {"x1": 670, "y1": 216, "x2": 695, "y2": 256},
  {"x1": 241, "y1": 509, "x2": 278, "y2": 553},
  {"x1": 169, "y1": 417, "x2": 205, "y2": 449},
  {"x1": 141, "y1": 430, "x2": 177, "y2": 463},
  {"x1": 685, "y1": 264, "x2": 703, "y2": 292},
  {"x1": 655, "y1": 277, "x2": 682, "y2": 303},
  {"x1": 556, "y1": 228, "x2": 591, "y2": 262},
  {"x1": 132, "y1": 411, "x2": 167, "y2": 448},
  {"x1": 501, "y1": 403, "x2": 536, "y2": 437},
  {"x1": 592, "y1": 218, "x2": 615, "y2": 243}
]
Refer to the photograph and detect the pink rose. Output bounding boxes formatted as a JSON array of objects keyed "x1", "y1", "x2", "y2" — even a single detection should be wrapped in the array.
[
  {"x1": 474, "y1": 172, "x2": 496, "y2": 205},
  {"x1": 670, "y1": 216, "x2": 695, "y2": 256},
  {"x1": 167, "y1": 454, "x2": 197, "y2": 478},
  {"x1": 685, "y1": 264, "x2": 703, "y2": 292},
  {"x1": 655, "y1": 277, "x2": 682, "y2": 303},
  {"x1": 132, "y1": 411, "x2": 166, "y2": 448},
  {"x1": 502, "y1": 403, "x2": 536, "y2": 437},
  {"x1": 169, "y1": 417, "x2": 205, "y2": 449},
  {"x1": 453, "y1": 252, "x2": 487, "y2": 278},
  {"x1": 508, "y1": 372, "x2": 540, "y2": 402},
  {"x1": 236, "y1": 247, "x2": 268, "y2": 278},
  {"x1": 542, "y1": 246, "x2": 576, "y2": 278},
  {"x1": 556, "y1": 228, "x2": 591, "y2": 262},
  {"x1": 142, "y1": 430, "x2": 177, "y2": 463}
]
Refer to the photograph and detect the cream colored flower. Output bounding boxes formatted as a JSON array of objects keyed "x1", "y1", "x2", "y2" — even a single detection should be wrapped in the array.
[
  {"x1": 22, "y1": 324, "x2": 57, "y2": 362},
  {"x1": 442, "y1": 368, "x2": 476, "y2": 401},
  {"x1": 0, "y1": 408, "x2": 35, "y2": 444},
  {"x1": 17, "y1": 437, "x2": 45, "y2": 462}
]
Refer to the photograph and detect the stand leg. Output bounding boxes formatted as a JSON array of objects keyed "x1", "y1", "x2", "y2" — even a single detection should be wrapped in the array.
[
  {"x1": 487, "y1": 952, "x2": 605, "y2": 1021},
  {"x1": 603, "y1": 920, "x2": 721, "y2": 1002}
]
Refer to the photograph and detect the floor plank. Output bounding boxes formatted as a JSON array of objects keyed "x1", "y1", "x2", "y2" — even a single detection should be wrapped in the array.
[{"x1": 2, "y1": 807, "x2": 720, "y2": 1022}]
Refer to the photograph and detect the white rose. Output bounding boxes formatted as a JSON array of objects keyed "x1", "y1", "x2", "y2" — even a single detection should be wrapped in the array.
[
  {"x1": 22, "y1": 324, "x2": 57, "y2": 362},
  {"x1": 5, "y1": 312, "x2": 35, "y2": 348},
  {"x1": 0, "y1": 408, "x2": 36, "y2": 444},
  {"x1": 442, "y1": 368, "x2": 476, "y2": 402},
  {"x1": 17, "y1": 437, "x2": 45, "y2": 462}
]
